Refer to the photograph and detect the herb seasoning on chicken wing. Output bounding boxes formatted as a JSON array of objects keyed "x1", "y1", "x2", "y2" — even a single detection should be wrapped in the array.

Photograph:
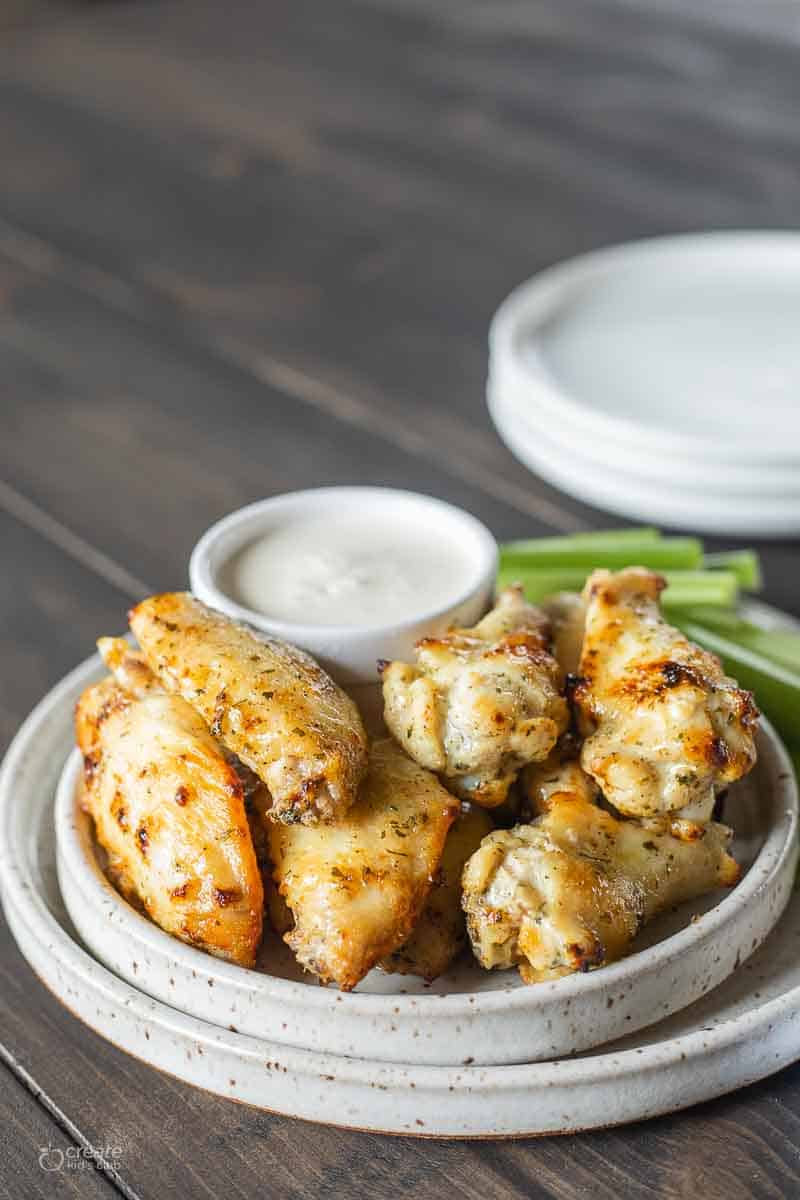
[
  {"x1": 76, "y1": 675, "x2": 264, "y2": 967},
  {"x1": 129, "y1": 592, "x2": 368, "y2": 824},
  {"x1": 381, "y1": 586, "x2": 569, "y2": 808},
  {"x1": 573, "y1": 568, "x2": 758, "y2": 824}
]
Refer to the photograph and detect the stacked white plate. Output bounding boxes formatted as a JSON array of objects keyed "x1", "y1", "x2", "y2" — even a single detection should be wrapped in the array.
[{"x1": 488, "y1": 232, "x2": 800, "y2": 537}]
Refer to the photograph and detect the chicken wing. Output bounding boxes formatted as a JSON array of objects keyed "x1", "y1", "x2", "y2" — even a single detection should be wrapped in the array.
[
  {"x1": 129, "y1": 593, "x2": 368, "y2": 824},
  {"x1": 542, "y1": 591, "x2": 586, "y2": 680},
  {"x1": 380, "y1": 803, "x2": 494, "y2": 981},
  {"x1": 462, "y1": 799, "x2": 739, "y2": 983},
  {"x1": 97, "y1": 636, "x2": 160, "y2": 697},
  {"x1": 262, "y1": 739, "x2": 459, "y2": 990},
  {"x1": 381, "y1": 586, "x2": 568, "y2": 808},
  {"x1": 573, "y1": 568, "x2": 758, "y2": 823},
  {"x1": 76, "y1": 677, "x2": 264, "y2": 967},
  {"x1": 520, "y1": 738, "x2": 598, "y2": 817}
]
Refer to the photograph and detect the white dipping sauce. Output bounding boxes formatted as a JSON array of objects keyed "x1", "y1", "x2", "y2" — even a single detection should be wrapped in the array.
[{"x1": 221, "y1": 513, "x2": 476, "y2": 628}]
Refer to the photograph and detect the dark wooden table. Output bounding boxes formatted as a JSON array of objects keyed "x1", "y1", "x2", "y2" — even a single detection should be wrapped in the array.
[{"x1": 2, "y1": 2, "x2": 800, "y2": 1196}]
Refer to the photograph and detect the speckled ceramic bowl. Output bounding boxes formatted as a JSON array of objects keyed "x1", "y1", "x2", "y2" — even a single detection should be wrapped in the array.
[
  {"x1": 1, "y1": 655, "x2": 800, "y2": 1135},
  {"x1": 53, "y1": 654, "x2": 798, "y2": 1067}
]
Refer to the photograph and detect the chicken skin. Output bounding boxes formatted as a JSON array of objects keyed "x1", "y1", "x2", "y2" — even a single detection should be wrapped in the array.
[
  {"x1": 462, "y1": 796, "x2": 739, "y2": 983},
  {"x1": 97, "y1": 636, "x2": 161, "y2": 697},
  {"x1": 76, "y1": 677, "x2": 264, "y2": 967},
  {"x1": 381, "y1": 586, "x2": 569, "y2": 808},
  {"x1": 263, "y1": 739, "x2": 459, "y2": 990},
  {"x1": 573, "y1": 568, "x2": 758, "y2": 824},
  {"x1": 380, "y1": 803, "x2": 494, "y2": 981},
  {"x1": 520, "y1": 738, "x2": 599, "y2": 818},
  {"x1": 542, "y1": 591, "x2": 586, "y2": 681},
  {"x1": 129, "y1": 593, "x2": 368, "y2": 824}
]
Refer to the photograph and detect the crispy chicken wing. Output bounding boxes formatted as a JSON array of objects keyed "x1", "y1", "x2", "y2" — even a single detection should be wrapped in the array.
[
  {"x1": 129, "y1": 593, "x2": 368, "y2": 824},
  {"x1": 380, "y1": 804, "x2": 494, "y2": 980},
  {"x1": 76, "y1": 677, "x2": 264, "y2": 967},
  {"x1": 97, "y1": 636, "x2": 160, "y2": 697},
  {"x1": 573, "y1": 568, "x2": 758, "y2": 823},
  {"x1": 381, "y1": 586, "x2": 569, "y2": 808},
  {"x1": 462, "y1": 798, "x2": 739, "y2": 983},
  {"x1": 262, "y1": 739, "x2": 459, "y2": 990}
]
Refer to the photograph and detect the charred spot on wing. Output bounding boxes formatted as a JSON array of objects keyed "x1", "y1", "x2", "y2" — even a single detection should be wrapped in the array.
[
  {"x1": 214, "y1": 887, "x2": 242, "y2": 907},
  {"x1": 111, "y1": 790, "x2": 128, "y2": 830},
  {"x1": 709, "y1": 735, "x2": 732, "y2": 769},
  {"x1": 174, "y1": 785, "x2": 190, "y2": 806},
  {"x1": 565, "y1": 673, "x2": 588, "y2": 703},
  {"x1": 568, "y1": 937, "x2": 605, "y2": 973},
  {"x1": 136, "y1": 824, "x2": 149, "y2": 855},
  {"x1": 82, "y1": 753, "x2": 100, "y2": 785},
  {"x1": 738, "y1": 689, "x2": 761, "y2": 728},
  {"x1": 661, "y1": 660, "x2": 701, "y2": 689},
  {"x1": 376, "y1": 658, "x2": 391, "y2": 676}
]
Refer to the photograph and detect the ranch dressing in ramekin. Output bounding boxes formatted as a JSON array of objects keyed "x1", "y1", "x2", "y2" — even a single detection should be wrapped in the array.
[{"x1": 220, "y1": 513, "x2": 477, "y2": 629}]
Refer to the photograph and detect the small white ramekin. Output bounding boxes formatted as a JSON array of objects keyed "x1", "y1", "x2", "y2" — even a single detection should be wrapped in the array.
[{"x1": 189, "y1": 487, "x2": 498, "y2": 686}]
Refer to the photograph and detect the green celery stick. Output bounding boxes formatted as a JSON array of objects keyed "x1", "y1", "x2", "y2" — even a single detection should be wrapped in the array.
[
  {"x1": 500, "y1": 537, "x2": 703, "y2": 572},
  {"x1": 677, "y1": 620, "x2": 800, "y2": 746},
  {"x1": 703, "y1": 549, "x2": 762, "y2": 591},
  {"x1": 678, "y1": 608, "x2": 800, "y2": 674},
  {"x1": 500, "y1": 528, "x2": 662, "y2": 557},
  {"x1": 496, "y1": 567, "x2": 738, "y2": 609}
]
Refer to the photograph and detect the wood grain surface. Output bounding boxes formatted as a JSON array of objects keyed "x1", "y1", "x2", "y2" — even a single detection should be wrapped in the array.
[{"x1": 1, "y1": 1, "x2": 799, "y2": 1196}]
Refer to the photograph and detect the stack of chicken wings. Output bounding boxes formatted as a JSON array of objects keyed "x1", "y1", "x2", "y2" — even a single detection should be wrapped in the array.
[
  {"x1": 383, "y1": 568, "x2": 757, "y2": 985},
  {"x1": 76, "y1": 566, "x2": 758, "y2": 992}
]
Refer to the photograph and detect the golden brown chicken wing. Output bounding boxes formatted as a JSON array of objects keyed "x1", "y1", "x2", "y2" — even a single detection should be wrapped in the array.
[
  {"x1": 263, "y1": 739, "x2": 459, "y2": 990},
  {"x1": 381, "y1": 586, "x2": 568, "y2": 808},
  {"x1": 542, "y1": 591, "x2": 586, "y2": 681},
  {"x1": 97, "y1": 636, "x2": 160, "y2": 697},
  {"x1": 520, "y1": 737, "x2": 599, "y2": 818},
  {"x1": 129, "y1": 593, "x2": 368, "y2": 824},
  {"x1": 462, "y1": 798, "x2": 739, "y2": 983},
  {"x1": 573, "y1": 568, "x2": 758, "y2": 824},
  {"x1": 76, "y1": 677, "x2": 264, "y2": 967},
  {"x1": 380, "y1": 803, "x2": 494, "y2": 981}
]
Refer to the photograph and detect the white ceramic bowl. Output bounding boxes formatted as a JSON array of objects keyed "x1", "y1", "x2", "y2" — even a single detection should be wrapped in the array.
[
  {"x1": 189, "y1": 488, "x2": 498, "y2": 685},
  {"x1": 55, "y1": 711, "x2": 798, "y2": 1066}
]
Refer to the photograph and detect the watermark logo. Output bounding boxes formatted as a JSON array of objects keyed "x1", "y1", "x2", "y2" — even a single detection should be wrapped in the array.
[
  {"x1": 38, "y1": 1143, "x2": 124, "y2": 1173},
  {"x1": 37, "y1": 1146, "x2": 64, "y2": 1173}
]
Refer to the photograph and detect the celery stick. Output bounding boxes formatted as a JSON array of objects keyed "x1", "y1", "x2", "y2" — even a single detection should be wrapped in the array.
[
  {"x1": 497, "y1": 567, "x2": 738, "y2": 609},
  {"x1": 703, "y1": 549, "x2": 762, "y2": 591},
  {"x1": 500, "y1": 528, "x2": 662, "y2": 558},
  {"x1": 677, "y1": 620, "x2": 800, "y2": 746},
  {"x1": 678, "y1": 608, "x2": 800, "y2": 674},
  {"x1": 500, "y1": 537, "x2": 703, "y2": 572},
  {"x1": 661, "y1": 571, "x2": 739, "y2": 609},
  {"x1": 496, "y1": 566, "x2": 593, "y2": 602}
]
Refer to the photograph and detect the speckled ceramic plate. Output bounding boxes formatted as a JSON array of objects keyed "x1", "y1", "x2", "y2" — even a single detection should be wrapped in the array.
[
  {"x1": 54, "y1": 701, "x2": 796, "y2": 1067},
  {"x1": 1, "y1": 651, "x2": 800, "y2": 1134}
]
